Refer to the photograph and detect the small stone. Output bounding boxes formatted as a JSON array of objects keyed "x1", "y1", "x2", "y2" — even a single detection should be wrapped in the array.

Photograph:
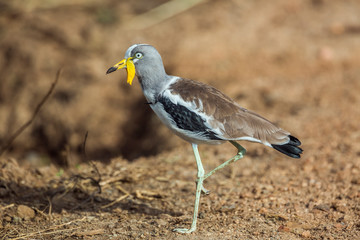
[
  {"x1": 61, "y1": 209, "x2": 68, "y2": 214},
  {"x1": 158, "y1": 213, "x2": 171, "y2": 219},
  {"x1": 318, "y1": 46, "x2": 334, "y2": 62},
  {"x1": 278, "y1": 225, "x2": 290, "y2": 232},
  {"x1": 301, "y1": 230, "x2": 311, "y2": 238},
  {"x1": 332, "y1": 202, "x2": 348, "y2": 213},
  {"x1": 4, "y1": 215, "x2": 12, "y2": 222},
  {"x1": 17, "y1": 205, "x2": 35, "y2": 220},
  {"x1": 265, "y1": 213, "x2": 288, "y2": 221},
  {"x1": 334, "y1": 223, "x2": 344, "y2": 230},
  {"x1": 220, "y1": 204, "x2": 236, "y2": 212},
  {"x1": 259, "y1": 207, "x2": 268, "y2": 214},
  {"x1": 287, "y1": 221, "x2": 302, "y2": 229},
  {"x1": 13, "y1": 216, "x2": 22, "y2": 223},
  {"x1": 156, "y1": 219, "x2": 167, "y2": 226},
  {"x1": 313, "y1": 204, "x2": 330, "y2": 212}
]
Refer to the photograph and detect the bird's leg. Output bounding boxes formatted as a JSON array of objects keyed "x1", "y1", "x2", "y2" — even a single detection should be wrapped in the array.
[
  {"x1": 173, "y1": 143, "x2": 204, "y2": 234},
  {"x1": 204, "y1": 141, "x2": 246, "y2": 180}
]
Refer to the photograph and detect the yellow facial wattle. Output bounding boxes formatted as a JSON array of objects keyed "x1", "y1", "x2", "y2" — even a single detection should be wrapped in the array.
[{"x1": 126, "y1": 58, "x2": 135, "y2": 85}]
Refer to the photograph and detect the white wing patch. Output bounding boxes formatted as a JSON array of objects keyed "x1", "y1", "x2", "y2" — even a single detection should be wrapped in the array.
[{"x1": 160, "y1": 90, "x2": 225, "y2": 140}]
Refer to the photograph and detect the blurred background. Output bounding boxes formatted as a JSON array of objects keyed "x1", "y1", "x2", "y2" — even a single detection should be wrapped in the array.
[{"x1": 0, "y1": 0, "x2": 359, "y2": 166}]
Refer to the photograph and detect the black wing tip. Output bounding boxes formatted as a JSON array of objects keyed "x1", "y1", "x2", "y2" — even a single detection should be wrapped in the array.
[
  {"x1": 289, "y1": 135, "x2": 301, "y2": 146},
  {"x1": 272, "y1": 135, "x2": 303, "y2": 158}
]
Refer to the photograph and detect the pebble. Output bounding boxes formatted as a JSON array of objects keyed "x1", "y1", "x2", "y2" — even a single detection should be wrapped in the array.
[
  {"x1": 278, "y1": 225, "x2": 290, "y2": 232},
  {"x1": 4, "y1": 215, "x2": 12, "y2": 222},
  {"x1": 313, "y1": 204, "x2": 330, "y2": 212},
  {"x1": 301, "y1": 230, "x2": 311, "y2": 238},
  {"x1": 17, "y1": 205, "x2": 35, "y2": 220},
  {"x1": 334, "y1": 223, "x2": 344, "y2": 230},
  {"x1": 259, "y1": 207, "x2": 268, "y2": 214},
  {"x1": 332, "y1": 202, "x2": 348, "y2": 213},
  {"x1": 156, "y1": 219, "x2": 168, "y2": 226}
]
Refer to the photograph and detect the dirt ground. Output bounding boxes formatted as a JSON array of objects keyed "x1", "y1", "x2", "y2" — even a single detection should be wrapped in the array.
[{"x1": 1, "y1": 0, "x2": 360, "y2": 239}]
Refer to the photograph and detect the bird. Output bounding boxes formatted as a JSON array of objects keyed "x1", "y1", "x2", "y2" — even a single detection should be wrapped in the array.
[{"x1": 106, "y1": 44, "x2": 303, "y2": 233}]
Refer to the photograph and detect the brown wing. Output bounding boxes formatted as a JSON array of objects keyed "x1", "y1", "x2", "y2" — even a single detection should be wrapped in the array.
[{"x1": 169, "y1": 78, "x2": 290, "y2": 145}]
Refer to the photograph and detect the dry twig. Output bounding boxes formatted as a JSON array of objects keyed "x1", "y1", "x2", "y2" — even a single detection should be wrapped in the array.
[
  {"x1": 11, "y1": 216, "x2": 87, "y2": 240},
  {"x1": 0, "y1": 203, "x2": 15, "y2": 210},
  {"x1": 124, "y1": 0, "x2": 207, "y2": 30},
  {"x1": 0, "y1": 69, "x2": 62, "y2": 156},
  {"x1": 51, "y1": 132, "x2": 103, "y2": 208},
  {"x1": 82, "y1": 131, "x2": 102, "y2": 190},
  {"x1": 135, "y1": 189, "x2": 162, "y2": 201},
  {"x1": 47, "y1": 196, "x2": 53, "y2": 220},
  {"x1": 72, "y1": 229, "x2": 105, "y2": 237},
  {"x1": 100, "y1": 193, "x2": 130, "y2": 209},
  {"x1": 33, "y1": 206, "x2": 47, "y2": 217}
]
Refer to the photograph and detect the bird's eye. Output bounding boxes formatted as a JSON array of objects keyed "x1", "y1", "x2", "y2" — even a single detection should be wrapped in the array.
[{"x1": 135, "y1": 52, "x2": 143, "y2": 59}]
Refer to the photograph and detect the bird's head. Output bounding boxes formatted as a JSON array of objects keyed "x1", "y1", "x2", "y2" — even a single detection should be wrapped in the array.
[{"x1": 106, "y1": 44, "x2": 165, "y2": 86}]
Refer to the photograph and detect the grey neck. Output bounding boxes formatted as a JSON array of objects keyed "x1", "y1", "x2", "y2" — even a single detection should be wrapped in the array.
[{"x1": 136, "y1": 66, "x2": 169, "y2": 103}]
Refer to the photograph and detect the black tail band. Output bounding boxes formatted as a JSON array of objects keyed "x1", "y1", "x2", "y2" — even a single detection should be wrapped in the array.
[{"x1": 272, "y1": 135, "x2": 303, "y2": 158}]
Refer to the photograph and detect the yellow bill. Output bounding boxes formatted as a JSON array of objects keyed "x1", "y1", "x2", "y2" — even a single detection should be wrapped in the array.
[{"x1": 106, "y1": 57, "x2": 136, "y2": 85}]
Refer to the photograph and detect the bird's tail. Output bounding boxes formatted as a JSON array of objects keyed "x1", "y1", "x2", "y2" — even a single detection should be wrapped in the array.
[{"x1": 271, "y1": 135, "x2": 303, "y2": 158}]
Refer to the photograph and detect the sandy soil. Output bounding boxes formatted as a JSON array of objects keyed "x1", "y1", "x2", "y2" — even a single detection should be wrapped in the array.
[{"x1": 0, "y1": 0, "x2": 360, "y2": 239}]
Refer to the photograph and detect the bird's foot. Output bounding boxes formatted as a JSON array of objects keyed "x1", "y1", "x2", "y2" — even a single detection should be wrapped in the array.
[
  {"x1": 234, "y1": 151, "x2": 244, "y2": 162},
  {"x1": 173, "y1": 227, "x2": 196, "y2": 234},
  {"x1": 201, "y1": 185, "x2": 210, "y2": 195}
]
